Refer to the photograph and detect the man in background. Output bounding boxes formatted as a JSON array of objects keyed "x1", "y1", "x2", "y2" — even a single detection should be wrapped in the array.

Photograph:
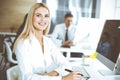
[
  {"x1": 51, "y1": 12, "x2": 76, "y2": 48},
  {"x1": 97, "y1": 32, "x2": 111, "y2": 57}
]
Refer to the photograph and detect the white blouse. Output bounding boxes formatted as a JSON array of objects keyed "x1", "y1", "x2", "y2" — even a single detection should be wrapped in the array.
[{"x1": 15, "y1": 34, "x2": 72, "y2": 80}]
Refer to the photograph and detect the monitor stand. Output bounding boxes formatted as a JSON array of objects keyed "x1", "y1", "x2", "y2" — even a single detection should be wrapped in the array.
[
  {"x1": 99, "y1": 55, "x2": 120, "y2": 76},
  {"x1": 98, "y1": 69, "x2": 117, "y2": 76}
]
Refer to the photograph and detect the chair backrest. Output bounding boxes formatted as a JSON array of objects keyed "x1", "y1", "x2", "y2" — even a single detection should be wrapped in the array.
[
  {"x1": 4, "y1": 40, "x2": 18, "y2": 64},
  {"x1": 6, "y1": 65, "x2": 18, "y2": 80}
]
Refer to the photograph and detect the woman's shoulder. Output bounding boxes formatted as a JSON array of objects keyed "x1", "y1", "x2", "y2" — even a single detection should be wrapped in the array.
[{"x1": 16, "y1": 38, "x2": 30, "y2": 48}]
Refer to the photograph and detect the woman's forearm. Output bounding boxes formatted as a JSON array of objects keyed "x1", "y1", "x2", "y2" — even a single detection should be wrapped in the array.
[{"x1": 41, "y1": 71, "x2": 59, "y2": 76}]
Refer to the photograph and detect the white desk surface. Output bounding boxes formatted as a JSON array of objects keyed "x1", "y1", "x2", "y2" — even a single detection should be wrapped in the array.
[
  {"x1": 58, "y1": 46, "x2": 120, "y2": 80},
  {"x1": 70, "y1": 58, "x2": 120, "y2": 80}
]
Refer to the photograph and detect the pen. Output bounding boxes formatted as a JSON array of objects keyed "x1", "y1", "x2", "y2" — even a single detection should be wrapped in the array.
[{"x1": 65, "y1": 69, "x2": 84, "y2": 76}]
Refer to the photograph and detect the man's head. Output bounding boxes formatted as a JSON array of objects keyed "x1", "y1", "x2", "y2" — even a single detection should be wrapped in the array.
[
  {"x1": 64, "y1": 13, "x2": 73, "y2": 28},
  {"x1": 101, "y1": 32, "x2": 110, "y2": 42}
]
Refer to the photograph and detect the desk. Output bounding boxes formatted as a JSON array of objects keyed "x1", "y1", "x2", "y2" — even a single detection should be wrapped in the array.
[
  {"x1": 70, "y1": 58, "x2": 120, "y2": 80},
  {"x1": 59, "y1": 46, "x2": 95, "y2": 60},
  {"x1": 58, "y1": 46, "x2": 120, "y2": 80}
]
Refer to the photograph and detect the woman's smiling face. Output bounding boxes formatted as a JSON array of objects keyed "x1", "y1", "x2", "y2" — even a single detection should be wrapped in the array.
[{"x1": 33, "y1": 7, "x2": 50, "y2": 31}]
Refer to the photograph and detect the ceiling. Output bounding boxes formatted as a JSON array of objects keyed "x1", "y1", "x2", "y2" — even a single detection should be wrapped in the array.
[{"x1": 0, "y1": 0, "x2": 36, "y2": 33}]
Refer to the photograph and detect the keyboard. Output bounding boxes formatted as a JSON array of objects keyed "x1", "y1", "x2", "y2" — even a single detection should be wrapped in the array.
[{"x1": 72, "y1": 66, "x2": 90, "y2": 80}]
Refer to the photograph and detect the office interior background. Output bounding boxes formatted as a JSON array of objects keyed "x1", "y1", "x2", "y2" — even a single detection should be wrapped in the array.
[
  {"x1": 0, "y1": 0, "x2": 120, "y2": 80},
  {"x1": 0, "y1": 0, "x2": 120, "y2": 52},
  {"x1": 0, "y1": 0, "x2": 120, "y2": 32}
]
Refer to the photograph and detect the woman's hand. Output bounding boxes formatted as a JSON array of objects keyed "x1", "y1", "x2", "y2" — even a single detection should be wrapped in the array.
[
  {"x1": 41, "y1": 71, "x2": 59, "y2": 76},
  {"x1": 62, "y1": 72, "x2": 82, "y2": 80}
]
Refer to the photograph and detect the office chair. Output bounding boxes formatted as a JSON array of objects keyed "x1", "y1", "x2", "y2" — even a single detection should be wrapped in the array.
[
  {"x1": 6, "y1": 65, "x2": 18, "y2": 80},
  {"x1": 4, "y1": 40, "x2": 18, "y2": 64},
  {"x1": 0, "y1": 37, "x2": 17, "y2": 71}
]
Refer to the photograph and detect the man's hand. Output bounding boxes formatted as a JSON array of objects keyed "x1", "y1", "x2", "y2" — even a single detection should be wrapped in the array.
[{"x1": 62, "y1": 40, "x2": 73, "y2": 47}]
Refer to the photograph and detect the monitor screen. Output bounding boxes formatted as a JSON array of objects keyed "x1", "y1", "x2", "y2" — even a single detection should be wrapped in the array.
[{"x1": 96, "y1": 20, "x2": 120, "y2": 75}]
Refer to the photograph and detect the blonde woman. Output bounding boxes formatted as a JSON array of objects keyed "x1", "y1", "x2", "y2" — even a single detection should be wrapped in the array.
[{"x1": 13, "y1": 3, "x2": 82, "y2": 80}]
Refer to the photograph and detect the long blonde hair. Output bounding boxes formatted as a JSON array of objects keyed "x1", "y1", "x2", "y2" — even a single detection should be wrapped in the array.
[{"x1": 13, "y1": 3, "x2": 50, "y2": 52}]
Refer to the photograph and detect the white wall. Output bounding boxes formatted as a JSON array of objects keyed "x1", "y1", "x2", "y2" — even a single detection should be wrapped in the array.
[
  {"x1": 74, "y1": 18, "x2": 105, "y2": 49},
  {"x1": 115, "y1": 0, "x2": 120, "y2": 19},
  {"x1": 36, "y1": 0, "x2": 42, "y2": 3},
  {"x1": 100, "y1": 0, "x2": 116, "y2": 19},
  {"x1": 100, "y1": 0, "x2": 120, "y2": 19}
]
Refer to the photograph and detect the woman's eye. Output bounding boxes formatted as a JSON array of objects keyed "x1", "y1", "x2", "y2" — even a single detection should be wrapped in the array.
[
  {"x1": 45, "y1": 15, "x2": 49, "y2": 18},
  {"x1": 35, "y1": 13, "x2": 49, "y2": 18},
  {"x1": 36, "y1": 14, "x2": 40, "y2": 17}
]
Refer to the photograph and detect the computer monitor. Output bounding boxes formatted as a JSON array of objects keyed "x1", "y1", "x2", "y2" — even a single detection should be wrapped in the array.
[{"x1": 96, "y1": 20, "x2": 120, "y2": 76}]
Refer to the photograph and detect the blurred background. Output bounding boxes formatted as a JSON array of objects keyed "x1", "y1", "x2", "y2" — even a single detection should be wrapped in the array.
[{"x1": 0, "y1": 0, "x2": 120, "y2": 33}]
